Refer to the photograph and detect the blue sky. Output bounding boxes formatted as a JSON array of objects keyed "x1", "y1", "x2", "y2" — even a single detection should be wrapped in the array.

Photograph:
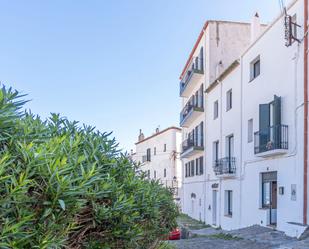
[{"x1": 0, "y1": 0, "x2": 287, "y2": 151}]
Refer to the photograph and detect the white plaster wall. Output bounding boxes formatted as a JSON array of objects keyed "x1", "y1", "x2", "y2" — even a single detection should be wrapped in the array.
[
  {"x1": 134, "y1": 128, "x2": 182, "y2": 198},
  {"x1": 240, "y1": 0, "x2": 305, "y2": 236},
  {"x1": 205, "y1": 66, "x2": 242, "y2": 229}
]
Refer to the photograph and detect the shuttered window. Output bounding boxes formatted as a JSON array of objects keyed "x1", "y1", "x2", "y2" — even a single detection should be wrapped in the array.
[
  {"x1": 199, "y1": 156, "x2": 204, "y2": 175},
  {"x1": 191, "y1": 160, "x2": 195, "y2": 176}
]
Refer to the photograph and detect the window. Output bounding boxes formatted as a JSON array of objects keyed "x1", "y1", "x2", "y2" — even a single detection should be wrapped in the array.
[
  {"x1": 248, "y1": 119, "x2": 253, "y2": 143},
  {"x1": 185, "y1": 163, "x2": 188, "y2": 177},
  {"x1": 163, "y1": 144, "x2": 167, "y2": 152},
  {"x1": 226, "y1": 89, "x2": 232, "y2": 111},
  {"x1": 191, "y1": 160, "x2": 195, "y2": 176},
  {"x1": 225, "y1": 190, "x2": 233, "y2": 216},
  {"x1": 154, "y1": 170, "x2": 156, "y2": 179},
  {"x1": 250, "y1": 56, "x2": 260, "y2": 81},
  {"x1": 147, "y1": 170, "x2": 150, "y2": 178},
  {"x1": 164, "y1": 168, "x2": 166, "y2": 177},
  {"x1": 213, "y1": 141, "x2": 219, "y2": 162},
  {"x1": 146, "y1": 148, "x2": 151, "y2": 162},
  {"x1": 199, "y1": 156, "x2": 204, "y2": 175},
  {"x1": 154, "y1": 147, "x2": 156, "y2": 155},
  {"x1": 214, "y1": 100, "x2": 219, "y2": 119},
  {"x1": 226, "y1": 135, "x2": 234, "y2": 158},
  {"x1": 196, "y1": 158, "x2": 199, "y2": 175}
]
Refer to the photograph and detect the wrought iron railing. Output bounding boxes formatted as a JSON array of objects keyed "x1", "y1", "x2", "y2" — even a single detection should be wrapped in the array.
[
  {"x1": 213, "y1": 157, "x2": 236, "y2": 175},
  {"x1": 182, "y1": 135, "x2": 203, "y2": 153},
  {"x1": 254, "y1": 124, "x2": 288, "y2": 154},
  {"x1": 179, "y1": 57, "x2": 204, "y2": 95},
  {"x1": 180, "y1": 95, "x2": 204, "y2": 125}
]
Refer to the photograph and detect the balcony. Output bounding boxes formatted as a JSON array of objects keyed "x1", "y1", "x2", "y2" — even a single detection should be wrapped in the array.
[
  {"x1": 180, "y1": 95, "x2": 204, "y2": 128},
  {"x1": 180, "y1": 57, "x2": 204, "y2": 97},
  {"x1": 181, "y1": 136, "x2": 204, "y2": 158},
  {"x1": 254, "y1": 124, "x2": 288, "y2": 157},
  {"x1": 213, "y1": 157, "x2": 236, "y2": 177}
]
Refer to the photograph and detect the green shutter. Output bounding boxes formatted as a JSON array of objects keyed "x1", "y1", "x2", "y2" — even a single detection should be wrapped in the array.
[
  {"x1": 259, "y1": 104, "x2": 270, "y2": 151},
  {"x1": 273, "y1": 95, "x2": 281, "y2": 126}
]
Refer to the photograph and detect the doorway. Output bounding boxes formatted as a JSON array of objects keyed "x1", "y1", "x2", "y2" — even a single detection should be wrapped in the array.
[
  {"x1": 212, "y1": 190, "x2": 217, "y2": 226},
  {"x1": 262, "y1": 172, "x2": 277, "y2": 226}
]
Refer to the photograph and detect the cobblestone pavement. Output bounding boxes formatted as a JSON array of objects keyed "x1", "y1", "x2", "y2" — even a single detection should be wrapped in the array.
[{"x1": 170, "y1": 225, "x2": 309, "y2": 249}]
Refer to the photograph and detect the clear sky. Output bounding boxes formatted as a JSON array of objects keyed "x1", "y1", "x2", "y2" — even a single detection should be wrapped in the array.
[{"x1": 0, "y1": 0, "x2": 289, "y2": 152}]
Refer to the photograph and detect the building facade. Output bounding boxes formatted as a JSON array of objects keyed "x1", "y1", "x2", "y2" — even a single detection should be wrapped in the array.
[
  {"x1": 133, "y1": 127, "x2": 182, "y2": 203},
  {"x1": 179, "y1": 21, "x2": 252, "y2": 221},
  {"x1": 179, "y1": 0, "x2": 309, "y2": 237}
]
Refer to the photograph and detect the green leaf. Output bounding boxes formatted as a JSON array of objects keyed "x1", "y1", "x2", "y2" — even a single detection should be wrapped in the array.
[{"x1": 58, "y1": 199, "x2": 66, "y2": 211}]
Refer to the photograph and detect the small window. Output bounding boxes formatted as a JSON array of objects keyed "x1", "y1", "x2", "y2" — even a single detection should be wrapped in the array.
[
  {"x1": 147, "y1": 170, "x2": 150, "y2": 179},
  {"x1": 213, "y1": 141, "x2": 219, "y2": 162},
  {"x1": 214, "y1": 100, "x2": 219, "y2": 119},
  {"x1": 154, "y1": 170, "x2": 156, "y2": 179},
  {"x1": 225, "y1": 190, "x2": 233, "y2": 216},
  {"x1": 146, "y1": 148, "x2": 151, "y2": 162},
  {"x1": 163, "y1": 144, "x2": 167, "y2": 152},
  {"x1": 250, "y1": 56, "x2": 260, "y2": 81},
  {"x1": 248, "y1": 119, "x2": 253, "y2": 143},
  {"x1": 226, "y1": 89, "x2": 232, "y2": 111},
  {"x1": 154, "y1": 147, "x2": 156, "y2": 155},
  {"x1": 164, "y1": 168, "x2": 166, "y2": 177}
]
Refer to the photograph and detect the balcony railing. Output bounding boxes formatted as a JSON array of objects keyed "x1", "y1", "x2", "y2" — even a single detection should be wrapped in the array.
[
  {"x1": 254, "y1": 124, "x2": 288, "y2": 154},
  {"x1": 213, "y1": 157, "x2": 236, "y2": 176},
  {"x1": 182, "y1": 135, "x2": 204, "y2": 154},
  {"x1": 179, "y1": 57, "x2": 204, "y2": 96},
  {"x1": 180, "y1": 95, "x2": 204, "y2": 126}
]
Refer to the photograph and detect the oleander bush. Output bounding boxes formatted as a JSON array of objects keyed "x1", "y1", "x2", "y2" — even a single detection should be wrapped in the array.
[{"x1": 0, "y1": 86, "x2": 179, "y2": 249}]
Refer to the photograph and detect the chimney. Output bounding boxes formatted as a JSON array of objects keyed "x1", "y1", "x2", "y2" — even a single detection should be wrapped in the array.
[
  {"x1": 251, "y1": 12, "x2": 261, "y2": 43},
  {"x1": 155, "y1": 127, "x2": 160, "y2": 133},
  {"x1": 138, "y1": 129, "x2": 144, "y2": 142}
]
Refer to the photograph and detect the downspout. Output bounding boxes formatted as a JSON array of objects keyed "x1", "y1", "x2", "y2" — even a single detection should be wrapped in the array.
[{"x1": 304, "y1": 0, "x2": 308, "y2": 225}]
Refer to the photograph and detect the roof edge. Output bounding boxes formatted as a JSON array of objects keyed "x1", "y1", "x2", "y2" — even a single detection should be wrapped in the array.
[
  {"x1": 205, "y1": 60, "x2": 240, "y2": 93},
  {"x1": 135, "y1": 126, "x2": 182, "y2": 145}
]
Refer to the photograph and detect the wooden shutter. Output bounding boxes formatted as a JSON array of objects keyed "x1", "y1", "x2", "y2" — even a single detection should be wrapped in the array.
[
  {"x1": 259, "y1": 104, "x2": 270, "y2": 150},
  {"x1": 273, "y1": 95, "x2": 281, "y2": 126}
]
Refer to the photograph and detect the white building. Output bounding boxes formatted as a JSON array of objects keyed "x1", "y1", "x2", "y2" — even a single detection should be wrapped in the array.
[
  {"x1": 179, "y1": 20, "x2": 254, "y2": 221},
  {"x1": 180, "y1": 0, "x2": 309, "y2": 237},
  {"x1": 133, "y1": 127, "x2": 182, "y2": 203}
]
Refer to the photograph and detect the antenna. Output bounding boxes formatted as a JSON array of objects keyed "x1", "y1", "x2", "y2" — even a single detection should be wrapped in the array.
[{"x1": 284, "y1": 7, "x2": 301, "y2": 47}]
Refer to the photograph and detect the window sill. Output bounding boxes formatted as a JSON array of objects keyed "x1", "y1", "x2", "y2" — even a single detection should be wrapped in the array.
[
  {"x1": 249, "y1": 76, "x2": 259, "y2": 83},
  {"x1": 224, "y1": 214, "x2": 233, "y2": 218},
  {"x1": 259, "y1": 207, "x2": 269, "y2": 210}
]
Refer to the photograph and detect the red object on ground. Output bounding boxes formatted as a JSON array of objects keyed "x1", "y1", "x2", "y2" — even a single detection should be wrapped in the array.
[{"x1": 168, "y1": 228, "x2": 181, "y2": 240}]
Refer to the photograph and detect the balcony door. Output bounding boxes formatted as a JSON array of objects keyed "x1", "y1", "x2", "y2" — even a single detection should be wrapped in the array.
[
  {"x1": 259, "y1": 96, "x2": 281, "y2": 152},
  {"x1": 226, "y1": 135, "x2": 234, "y2": 172}
]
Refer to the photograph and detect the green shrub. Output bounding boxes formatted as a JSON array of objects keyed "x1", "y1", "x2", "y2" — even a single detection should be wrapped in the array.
[{"x1": 0, "y1": 86, "x2": 179, "y2": 249}]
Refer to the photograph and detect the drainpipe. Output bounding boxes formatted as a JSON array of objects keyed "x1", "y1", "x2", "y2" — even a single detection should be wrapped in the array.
[{"x1": 304, "y1": 0, "x2": 308, "y2": 225}]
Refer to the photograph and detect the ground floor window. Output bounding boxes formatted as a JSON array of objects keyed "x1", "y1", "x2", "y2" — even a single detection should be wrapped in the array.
[{"x1": 224, "y1": 190, "x2": 233, "y2": 216}]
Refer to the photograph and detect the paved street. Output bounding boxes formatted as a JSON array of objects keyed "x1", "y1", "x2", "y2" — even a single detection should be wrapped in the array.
[
  {"x1": 170, "y1": 215, "x2": 309, "y2": 249},
  {"x1": 170, "y1": 226, "x2": 309, "y2": 249}
]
